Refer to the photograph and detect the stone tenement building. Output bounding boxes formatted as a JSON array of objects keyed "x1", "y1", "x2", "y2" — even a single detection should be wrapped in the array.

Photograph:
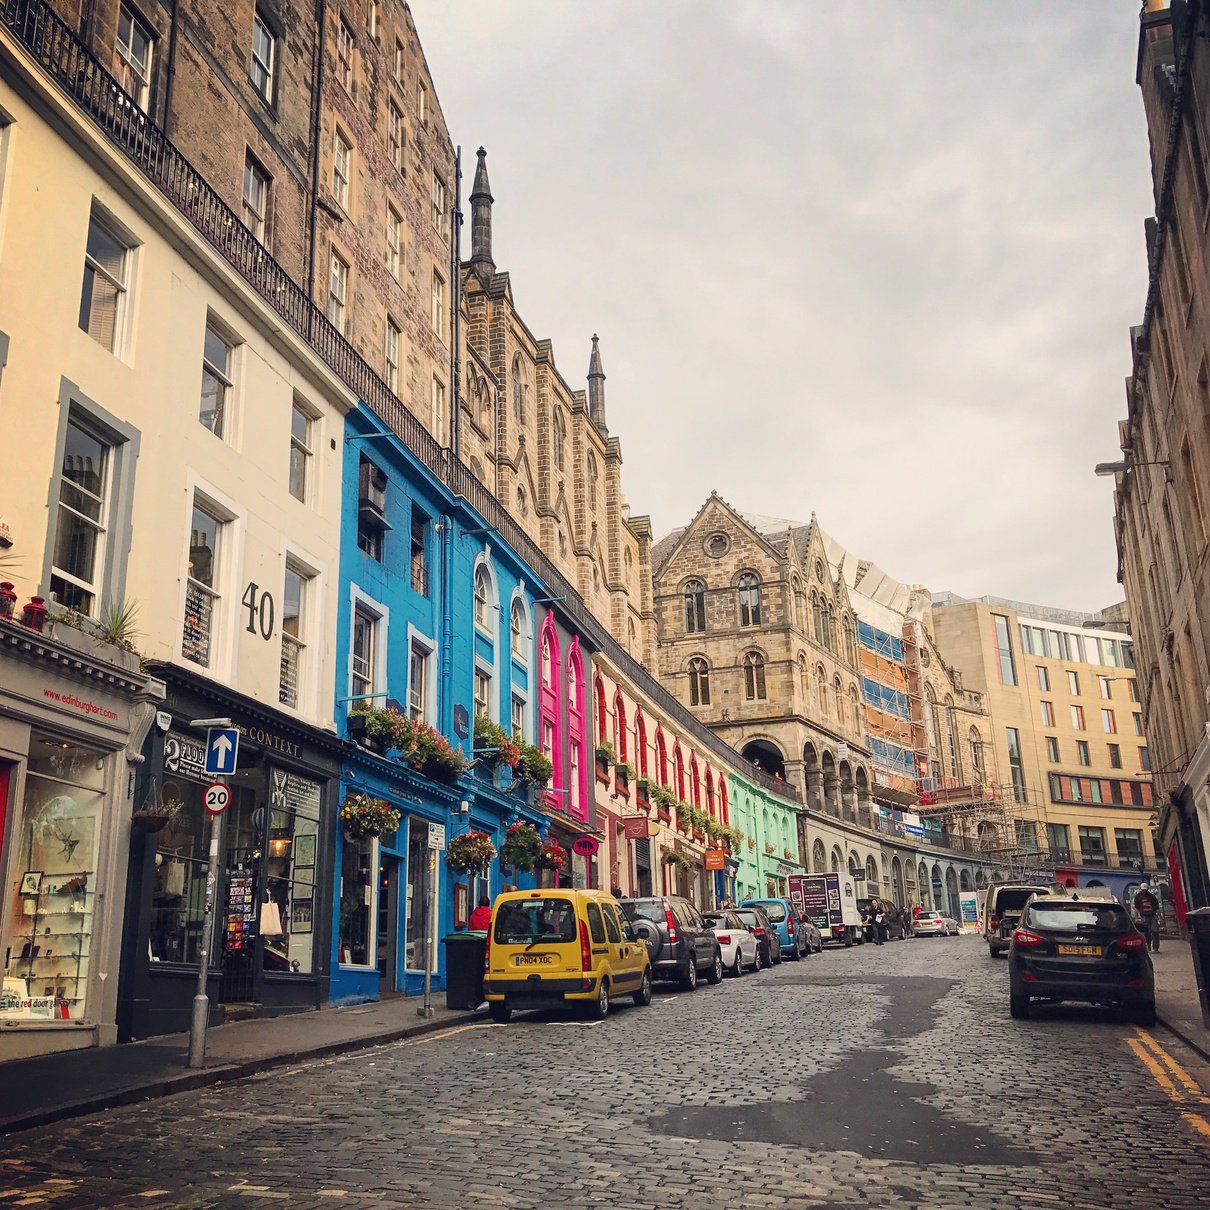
[
  {"x1": 47, "y1": 1, "x2": 653, "y2": 660},
  {"x1": 653, "y1": 495, "x2": 874, "y2": 826},
  {"x1": 1107, "y1": 0, "x2": 1210, "y2": 914}
]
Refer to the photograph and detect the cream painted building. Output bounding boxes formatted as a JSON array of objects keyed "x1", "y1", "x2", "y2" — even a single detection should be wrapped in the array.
[
  {"x1": 930, "y1": 595, "x2": 1158, "y2": 892},
  {"x1": 0, "y1": 20, "x2": 353, "y2": 1054}
]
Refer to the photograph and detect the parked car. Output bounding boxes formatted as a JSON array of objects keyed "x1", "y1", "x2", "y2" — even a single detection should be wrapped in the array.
[
  {"x1": 703, "y1": 910, "x2": 761, "y2": 976},
  {"x1": 857, "y1": 897, "x2": 904, "y2": 942},
  {"x1": 741, "y1": 897, "x2": 810, "y2": 960},
  {"x1": 1008, "y1": 894, "x2": 1155, "y2": 1025},
  {"x1": 913, "y1": 911, "x2": 960, "y2": 937},
  {"x1": 484, "y1": 889, "x2": 652, "y2": 1022},
  {"x1": 734, "y1": 905, "x2": 781, "y2": 967},
  {"x1": 618, "y1": 895, "x2": 724, "y2": 989},
  {"x1": 798, "y1": 912, "x2": 823, "y2": 953},
  {"x1": 984, "y1": 881, "x2": 1049, "y2": 959}
]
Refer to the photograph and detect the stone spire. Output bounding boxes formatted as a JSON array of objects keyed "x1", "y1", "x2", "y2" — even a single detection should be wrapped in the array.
[
  {"x1": 469, "y1": 146, "x2": 494, "y2": 268},
  {"x1": 587, "y1": 334, "x2": 606, "y2": 430}
]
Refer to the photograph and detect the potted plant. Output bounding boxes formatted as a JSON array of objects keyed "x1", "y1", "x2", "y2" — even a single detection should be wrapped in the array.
[
  {"x1": 764, "y1": 842, "x2": 777, "y2": 855},
  {"x1": 595, "y1": 739, "x2": 615, "y2": 783},
  {"x1": 408, "y1": 721, "x2": 468, "y2": 784},
  {"x1": 340, "y1": 792, "x2": 402, "y2": 839},
  {"x1": 473, "y1": 715, "x2": 521, "y2": 769},
  {"x1": 537, "y1": 840, "x2": 568, "y2": 871},
  {"x1": 445, "y1": 830, "x2": 496, "y2": 874},
  {"x1": 635, "y1": 777, "x2": 652, "y2": 810},
  {"x1": 513, "y1": 742, "x2": 554, "y2": 788},
  {"x1": 500, "y1": 821, "x2": 542, "y2": 871},
  {"x1": 651, "y1": 784, "x2": 675, "y2": 823},
  {"x1": 350, "y1": 707, "x2": 413, "y2": 755},
  {"x1": 614, "y1": 760, "x2": 634, "y2": 798}
]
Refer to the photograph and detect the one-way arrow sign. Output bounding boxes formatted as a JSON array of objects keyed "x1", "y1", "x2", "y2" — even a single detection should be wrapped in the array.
[{"x1": 204, "y1": 727, "x2": 240, "y2": 776}]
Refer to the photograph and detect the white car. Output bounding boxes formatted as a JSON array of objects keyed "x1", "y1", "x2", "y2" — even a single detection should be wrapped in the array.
[
  {"x1": 913, "y1": 911, "x2": 960, "y2": 937},
  {"x1": 703, "y1": 910, "x2": 761, "y2": 976}
]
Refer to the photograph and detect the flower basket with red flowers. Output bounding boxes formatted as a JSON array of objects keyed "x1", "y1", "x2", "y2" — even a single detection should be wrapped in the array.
[
  {"x1": 473, "y1": 715, "x2": 521, "y2": 769},
  {"x1": 445, "y1": 830, "x2": 496, "y2": 873},
  {"x1": 500, "y1": 821, "x2": 542, "y2": 871},
  {"x1": 537, "y1": 840, "x2": 569, "y2": 871},
  {"x1": 407, "y1": 721, "x2": 469, "y2": 784},
  {"x1": 340, "y1": 792, "x2": 402, "y2": 840}
]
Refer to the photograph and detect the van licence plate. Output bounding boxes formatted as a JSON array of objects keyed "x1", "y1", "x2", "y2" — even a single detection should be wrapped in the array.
[
  {"x1": 515, "y1": 953, "x2": 555, "y2": 966},
  {"x1": 1057, "y1": 944, "x2": 1102, "y2": 956}
]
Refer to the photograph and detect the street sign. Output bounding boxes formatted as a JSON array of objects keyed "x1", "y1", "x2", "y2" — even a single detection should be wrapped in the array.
[
  {"x1": 427, "y1": 821, "x2": 446, "y2": 851},
  {"x1": 204, "y1": 727, "x2": 240, "y2": 776},
  {"x1": 203, "y1": 782, "x2": 231, "y2": 815}
]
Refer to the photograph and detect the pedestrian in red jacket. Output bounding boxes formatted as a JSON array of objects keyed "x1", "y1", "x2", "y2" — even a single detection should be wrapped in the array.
[{"x1": 468, "y1": 895, "x2": 492, "y2": 931}]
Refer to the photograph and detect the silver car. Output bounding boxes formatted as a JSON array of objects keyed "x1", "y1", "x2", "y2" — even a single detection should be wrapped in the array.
[
  {"x1": 703, "y1": 911, "x2": 761, "y2": 976},
  {"x1": 913, "y1": 911, "x2": 960, "y2": 937}
]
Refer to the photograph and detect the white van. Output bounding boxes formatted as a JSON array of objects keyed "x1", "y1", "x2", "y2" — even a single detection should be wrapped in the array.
[{"x1": 983, "y1": 881, "x2": 1049, "y2": 958}]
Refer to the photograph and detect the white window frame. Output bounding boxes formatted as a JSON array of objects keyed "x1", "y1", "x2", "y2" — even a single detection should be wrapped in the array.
[
  {"x1": 250, "y1": 11, "x2": 276, "y2": 103},
  {"x1": 79, "y1": 207, "x2": 132, "y2": 356},
  {"x1": 337, "y1": 18, "x2": 355, "y2": 92},
  {"x1": 406, "y1": 625, "x2": 437, "y2": 724},
  {"x1": 431, "y1": 268, "x2": 445, "y2": 335},
  {"x1": 511, "y1": 693, "x2": 527, "y2": 742},
  {"x1": 49, "y1": 415, "x2": 113, "y2": 616},
  {"x1": 328, "y1": 248, "x2": 349, "y2": 333},
  {"x1": 431, "y1": 377, "x2": 446, "y2": 439},
  {"x1": 387, "y1": 206, "x2": 402, "y2": 279},
  {"x1": 431, "y1": 171, "x2": 447, "y2": 237},
  {"x1": 242, "y1": 151, "x2": 270, "y2": 243},
  {"x1": 199, "y1": 315, "x2": 238, "y2": 439},
  {"x1": 289, "y1": 396, "x2": 315, "y2": 504},
  {"x1": 473, "y1": 663, "x2": 491, "y2": 721},
  {"x1": 385, "y1": 318, "x2": 401, "y2": 392},
  {"x1": 389, "y1": 101, "x2": 404, "y2": 173},
  {"x1": 279, "y1": 557, "x2": 315, "y2": 712},
  {"x1": 115, "y1": 5, "x2": 153, "y2": 111},
  {"x1": 349, "y1": 587, "x2": 389, "y2": 706},
  {"x1": 182, "y1": 481, "x2": 241, "y2": 675},
  {"x1": 333, "y1": 130, "x2": 352, "y2": 210},
  {"x1": 510, "y1": 592, "x2": 531, "y2": 664}
]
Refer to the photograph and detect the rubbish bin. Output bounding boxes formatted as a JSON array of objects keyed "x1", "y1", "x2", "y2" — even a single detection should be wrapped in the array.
[
  {"x1": 1185, "y1": 907, "x2": 1210, "y2": 1030},
  {"x1": 442, "y1": 931, "x2": 487, "y2": 1010}
]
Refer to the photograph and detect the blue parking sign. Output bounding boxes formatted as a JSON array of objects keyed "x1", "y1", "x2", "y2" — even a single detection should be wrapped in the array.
[{"x1": 204, "y1": 727, "x2": 240, "y2": 776}]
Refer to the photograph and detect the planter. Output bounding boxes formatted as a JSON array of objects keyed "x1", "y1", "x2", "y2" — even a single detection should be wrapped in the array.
[
  {"x1": 635, "y1": 788, "x2": 651, "y2": 812},
  {"x1": 131, "y1": 812, "x2": 170, "y2": 834},
  {"x1": 596, "y1": 757, "x2": 611, "y2": 785},
  {"x1": 657, "y1": 807, "x2": 671, "y2": 824}
]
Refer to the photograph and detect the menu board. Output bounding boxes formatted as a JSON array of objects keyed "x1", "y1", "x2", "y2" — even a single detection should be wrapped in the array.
[
  {"x1": 164, "y1": 732, "x2": 208, "y2": 784},
  {"x1": 225, "y1": 867, "x2": 257, "y2": 951}
]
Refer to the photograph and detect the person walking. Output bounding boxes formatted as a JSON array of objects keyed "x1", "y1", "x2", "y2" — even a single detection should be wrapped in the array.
[
  {"x1": 868, "y1": 899, "x2": 885, "y2": 945},
  {"x1": 468, "y1": 894, "x2": 492, "y2": 932},
  {"x1": 1133, "y1": 884, "x2": 1161, "y2": 952}
]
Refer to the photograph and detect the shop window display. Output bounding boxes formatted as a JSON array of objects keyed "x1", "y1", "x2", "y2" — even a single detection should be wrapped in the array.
[
  {"x1": 339, "y1": 834, "x2": 374, "y2": 966},
  {"x1": 2, "y1": 736, "x2": 105, "y2": 1022}
]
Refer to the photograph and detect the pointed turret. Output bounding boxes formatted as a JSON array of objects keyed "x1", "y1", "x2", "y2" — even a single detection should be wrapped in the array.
[
  {"x1": 470, "y1": 147, "x2": 494, "y2": 268},
  {"x1": 587, "y1": 334, "x2": 607, "y2": 430}
]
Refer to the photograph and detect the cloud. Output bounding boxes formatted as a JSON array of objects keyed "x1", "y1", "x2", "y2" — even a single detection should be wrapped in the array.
[{"x1": 411, "y1": 0, "x2": 1153, "y2": 613}]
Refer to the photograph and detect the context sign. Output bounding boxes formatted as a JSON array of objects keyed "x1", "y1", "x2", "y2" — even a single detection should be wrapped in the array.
[{"x1": 571, "y1": 835, "x2": 599, "y2": 857}]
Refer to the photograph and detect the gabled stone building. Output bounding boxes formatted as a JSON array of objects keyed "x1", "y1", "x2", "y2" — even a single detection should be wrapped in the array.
[{"x1": 652, "y1": 494, "x2": 874, "y2": 828}]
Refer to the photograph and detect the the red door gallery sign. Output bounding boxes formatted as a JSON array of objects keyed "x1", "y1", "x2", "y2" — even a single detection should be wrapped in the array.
[{"x1": 572, "y1": 835, "x2": 599, "y2": 857}]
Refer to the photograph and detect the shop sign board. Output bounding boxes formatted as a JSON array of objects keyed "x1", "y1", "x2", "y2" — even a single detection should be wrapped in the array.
[
  {"x1": 427, "y1": 822, "x2": 446, "y2": 851},
  {"x1": 571, "y1": 836, "x2": 599, "y2": 857},
  {"x1": 165, "y1": 731, "x2": 208, "y2": 782},
  {"x1": 623, "y1": 815, "x2": 649, "y2": 841},
  {"x1": 704, "y1": 849, "x2": 726, "y2": 871}
]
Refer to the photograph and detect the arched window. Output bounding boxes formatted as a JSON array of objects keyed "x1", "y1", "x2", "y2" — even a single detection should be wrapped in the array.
[
  {"x1": 719, "y1": 780, "x2": 729, "y2": 825},
  {"x1": 798, "y1": 653, "x2": 809, "y2": 704},
  {"x1": 691, "y1": 755, "x2": 701, "y2": 807},
  {"x1": 516, "y1": 486, "x2": 528, "y2": 516},
  {"x1": 614, "y1": 692, "x2": 628, "y2": 761},
  {"x1": 924, "y1": 684, "x2": 939, "y2": 754},
  {"x1": 744, "y1": 652, "x2": 766, "y2": 700},
  {"x1": 594, "y1": 673, "x2": 607, "y2": 742},
  {"x1": 552, "y1": 406, "x2": 566, "y2": 471},
  {"x1": 813, "y1": 839, "x2": 827, "y2": 872},
  {"x1": 510, "y1": 598, "x2": 527, "y2": 661},
  {"x1": 587, "y1": 451, "x2": 598, "y2": 510},
  {"x1": 789, "y1": 576, "x2": 801, "y2": 629},
  {"x1": 812, "y1": 592, "x2": 822, "y2": 642},
  {"x1": 824, "y1": 603, "x2": 836, "y2": 652},
  {"x1": 944, "y1": 694, "x2": 958, "y2": 778},
  {"x1": 817, "y1": 664, "x2": 828, "y2": 713},
  {"x1": 473, "y1": 564, "x2": 491, "y2": 629},
  {"x1": 558, "y1": 527, "x2": 567, "y2": 558},
  {"x1": 673, "y1": 743, "x2": 685, "y2": 800},
  {"x1": 833, "y1": 675, "x2": 843, "y2": 719},
  {"x1": 848, "y1": 683, "x2": 860, "y2": 731},
  {"x1": 738, "y1": 574, "x2": 762, "y2": 626},
  {"x1": 635, "y1": 709, "x2": 648, "y2": 776},
  {"x1": 656, "y1": 727, "x2": 668, "y2": 786},
  {"x1": 844, "y1": 617, "x2": 856, "y2": 666},
  {"x1": 567, "y1": 650, "x2": 579, "y2": 708},
  {"x1": 683, "y1": 579, "x2": 706, "y2": 633},
  {"x1": 541, "y1": 629, "x2": 555, "y2": 690},
  {"x1": 689, "y1": 657, "x2": 711, "y2": 706},
  {"x1": 511, "y1": 353, "x2": 526, "y2": 425},
  {"x1": 705, "y1": 768, "x2": 715, "y2": 817}
]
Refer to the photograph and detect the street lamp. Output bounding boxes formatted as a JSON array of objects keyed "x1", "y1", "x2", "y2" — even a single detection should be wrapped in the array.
[{"x1": 1094, "y1": 458, "x2": 1171, "y2": 477}]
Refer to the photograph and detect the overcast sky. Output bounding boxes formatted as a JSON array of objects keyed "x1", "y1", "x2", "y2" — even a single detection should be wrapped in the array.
[{"x1": 411, "y1": 1, "x2": 1153, "y2": 614}]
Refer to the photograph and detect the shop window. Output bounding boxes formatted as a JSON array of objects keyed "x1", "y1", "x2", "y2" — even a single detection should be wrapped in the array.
[
  {"x1": 2, "y1": 736, "x2": 106, "y2": 1023},
  {"x1": 339, "y1": 834, "x2": 374, "y2": 966}
]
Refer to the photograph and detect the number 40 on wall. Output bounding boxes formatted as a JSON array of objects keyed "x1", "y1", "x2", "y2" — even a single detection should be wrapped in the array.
[{"x1": 242, "y1": 582, "x2": 276, "y2": 641}]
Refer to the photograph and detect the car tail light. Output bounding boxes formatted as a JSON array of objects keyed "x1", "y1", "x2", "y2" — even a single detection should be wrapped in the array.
[
  {"x1": 579, "y1": 918, "x2": 591, "y2": 971},
  {"x1": 989, "y1": 914, "x2": 999, "y2": 931},
  {"x1": 664, "y1": 902, "x2": 678, "y2": 945},
  {"x1": 787, "y1": 916, "x2": 795, "y2": 936},
  {"x1": 1012, "y1": 928, "x2": 1044, "y2": 947},
  {"x1": 753, "y1": 926, "x2": 766, "y2": 936},
  {"x1": 716, "y1": 933, "x2": 732, "y2": 945},
  {"x1": 1115, "y1": 934, "x2": 1147, "y2": 952},
  {"x1": 484, "y1": 932, "x2": 491, "y2": 970}
]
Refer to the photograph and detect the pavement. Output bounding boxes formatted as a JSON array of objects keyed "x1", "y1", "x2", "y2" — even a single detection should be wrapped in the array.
[
  {"x1": 1153, "y1": 935, "x2": 1210, "y2": 1060},
  {"x1": 0, "y1": 993, "x2": 483, "y2": 1137}
]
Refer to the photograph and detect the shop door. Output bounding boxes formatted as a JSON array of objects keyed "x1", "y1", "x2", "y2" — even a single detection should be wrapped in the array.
[
  {"x1": 378, "y1": 855, "x2": 401, "y2": 993},
  {"x1": 219, "y1": 778, "x2": 267, "y2": 1004}
]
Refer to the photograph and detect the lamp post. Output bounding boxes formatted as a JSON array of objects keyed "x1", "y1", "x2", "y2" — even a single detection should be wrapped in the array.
[{"x1": 1094, "y1": 458, "x2": 1171, "y2": 477}]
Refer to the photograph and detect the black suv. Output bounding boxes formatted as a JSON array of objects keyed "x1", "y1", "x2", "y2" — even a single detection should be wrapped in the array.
[
  {"x1": 619, "y1": 896, "x2": 724, "y2": 989},
  {"x1": 1008, "y1": 894, "x2": 1155, "y2": 1024}
]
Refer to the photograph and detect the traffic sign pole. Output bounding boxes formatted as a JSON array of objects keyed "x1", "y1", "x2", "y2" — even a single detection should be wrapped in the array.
[{"x1": 189, "y1": 784, "x2": 226, "y2": 1069}]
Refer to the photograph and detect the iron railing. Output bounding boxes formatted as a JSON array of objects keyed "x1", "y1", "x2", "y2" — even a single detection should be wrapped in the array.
[{"x1": 0, "y1": 0, "x2": 796, "y2": 811}]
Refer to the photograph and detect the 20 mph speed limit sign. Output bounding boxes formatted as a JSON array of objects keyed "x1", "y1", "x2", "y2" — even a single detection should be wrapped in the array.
[{"x1": 203, "y1": 781, "x2": 232, "y2": 815}]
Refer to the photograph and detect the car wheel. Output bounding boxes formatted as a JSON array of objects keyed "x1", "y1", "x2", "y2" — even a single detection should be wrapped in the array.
[
  {"x1": 705, "y1": 950, "x2": 724, "y2": 985},
  {"x1": 632, "y1": 968, "x2": 653, "y2": 1008},
  {"x1": 989, "y1": 944, "x2": 1002, "y2": 959},
  {"x1": 590, "y1": 979, "x2": 610, "y2": 1020},
  {"x1": 1132, "y1": 1000, "x2": 1157, "y2": 1028},
  {"x1": 681, "y1": 957, "x2": 698, "y2": 992},
  {"x1": 731, "y1": 951, "x2": 744, "y2": 978},
  {"x1": 790, "y1": 943, "x2": 801, "y2": 961},
  {"x1": 489, "y1": 1003, "x2": 512, "y2": 1024},
  {"x1": 1009, "y1": 993, "x2": 1030, "y2": 1020}
]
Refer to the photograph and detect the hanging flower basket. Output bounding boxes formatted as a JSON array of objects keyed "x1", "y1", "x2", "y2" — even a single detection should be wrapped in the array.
[
  {"x1": 340, "y1": 792, "x2": 401, "y2": 840},
  {"x1": 408, "y1": 721, "x2": 469, "y2": 784},
  {"x1": 445, "y1": 830, "x2": 496, "y2": 873},
  {"x1": 500, "y1": 821, "x2": 542, "y2": 871},
  {"x1": 537, "y1": 840, "x2": 569, "y2": 871}
]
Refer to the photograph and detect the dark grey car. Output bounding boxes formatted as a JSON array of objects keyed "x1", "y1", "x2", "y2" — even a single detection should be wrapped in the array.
[{"x1": 619, "y1": 896, "x2": 724, "y2": 990}]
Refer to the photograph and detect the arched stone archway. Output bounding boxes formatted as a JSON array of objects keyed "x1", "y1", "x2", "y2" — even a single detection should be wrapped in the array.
[
  {"x1": 918, "y1": 862, "x2": 931, "y2": 908},
  {"x1": 959, "y1": 869, "x2": 972, "y2": 892},
  {"x1": 848, "y1": 850, "x2": 861, "y2": 875},
  {"x1": 831, "y1": 845, "x2": 844, "y2": 872},
  {"x1": 865, "y1": 855, "x2": 878, "y2": 887},
  {"x1": 931, "y1": 863, "x2": 944, "y2": 911},
  {"x1": 813, "y1": 839, "x2": 827, "y2": 872},
  {"x1": 892, "y1": 856, "x2": 904, "y2": 905},
  {"x1": 945, "y1": 867, "x2": 959, "y2": 918},
  {"x1": 839, "y1": 761, "x2": 856, "y2": 824},
  {"x1": 855, "y1": 766, "x2": 871, "y2": 829},
  {"x1": 975, "y1": 869, "x2": 987, "y2": 889},
  {"x1": 803, "y1": 743, "x2": 823, "y2": 813},
  {"x1": 742, "y1": 739, "x2": 785, "y2": 781},
  {"x1": 821, "y1": 751, "x2": 840, "y2": 817}
]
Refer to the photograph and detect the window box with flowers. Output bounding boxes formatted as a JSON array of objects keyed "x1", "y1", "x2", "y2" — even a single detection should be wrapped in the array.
[
  {"x1": 500, "y1": 821, "x2": 543, "y2": 872},
  {"x1": 348, "y1": 706, "x2": 413, "y2": 756},
  {"x1": 764, "y1": 842, "x2": 777, "y2": 856},
  {"x1": 512, "y1": 744, "x2": 553, "y2": 805},
  {"x1": 650, "y1": 784, "x2": 675, "y2": 823},
  {"x1": 473, "y1": 714, "x2": 521, "y2": 772},
  {"x1": 595, "y1": 740, "x2": 615, "y2": 784},
  {"x1": 614, "y1": 760, "x2": 634, "y2": 800},
  {"x1": 407, "y1": 721, "x2": 469, "y2": 785},
  {"x1": 783, "y1": 848, "x2": 796, "y2": 862},
  {"x1": 340, "y1": 792, "x2": 402, "y2": 840},
  {"x1": 445, "y1": 830, "x2": 496, "y2": 874},
  {"x1": 635, "y1": 777, "x2": 652, "y2": 811}
]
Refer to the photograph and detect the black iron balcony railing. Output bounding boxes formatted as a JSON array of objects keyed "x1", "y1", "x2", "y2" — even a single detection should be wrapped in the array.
[{"x1": 0, "y1": 0, "x2": 796, "y2": 810}]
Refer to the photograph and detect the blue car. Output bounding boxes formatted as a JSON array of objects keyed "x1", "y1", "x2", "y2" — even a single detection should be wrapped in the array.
[{"x1": 741, "y1": 898, "x2": 811, "y2": 961}]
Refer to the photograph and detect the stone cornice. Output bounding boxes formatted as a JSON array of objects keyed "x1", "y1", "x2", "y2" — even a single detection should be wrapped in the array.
[{"x1": 0, "y1": 619, "x2": 151, "y2": 697}]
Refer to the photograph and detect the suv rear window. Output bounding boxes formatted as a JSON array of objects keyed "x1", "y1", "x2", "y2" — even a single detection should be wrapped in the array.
[
  {"x1": 1027, "y1": 904, "x2": 1129, "y2": 932},
  {"x1": 493, "y1": 898, "x2": 577, "y2": 944},
  {"x1": 624, "y1": 900, "x2": 666, "y2": 925}
]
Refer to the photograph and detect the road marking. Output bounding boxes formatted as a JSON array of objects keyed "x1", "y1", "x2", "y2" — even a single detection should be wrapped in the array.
[
  {"x1": 407, "y1": 1024, "x2": 484, "y2": 1044},
  {"x1": 1127, "y1": 1034, "x2": 1210, "y2": 1143},
  {"x1": 1133, "y1": 1028, "x2": 1210, "y2": 1102},
  {"x1": 1127, "y1": 1038, "x2": 1183, "y2": 1102},
  {"x1": 1183, "y1": 1111, "x2": 1210, "y2": 1140}
]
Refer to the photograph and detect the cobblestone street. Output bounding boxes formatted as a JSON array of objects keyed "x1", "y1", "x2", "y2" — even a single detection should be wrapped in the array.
[{"x1": 2, "y1": 937, "x2": 1208, "y2": 1209}]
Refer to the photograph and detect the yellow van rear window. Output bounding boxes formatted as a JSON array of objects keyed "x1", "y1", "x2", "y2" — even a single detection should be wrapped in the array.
[{"x1": 494, "y1": 899, "x2": 577, "y2": 944}]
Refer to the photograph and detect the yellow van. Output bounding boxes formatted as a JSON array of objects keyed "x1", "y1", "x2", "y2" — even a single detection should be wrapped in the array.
[{"x1": 484, "y1": 888, "x2": 653, "y2": 1022}]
